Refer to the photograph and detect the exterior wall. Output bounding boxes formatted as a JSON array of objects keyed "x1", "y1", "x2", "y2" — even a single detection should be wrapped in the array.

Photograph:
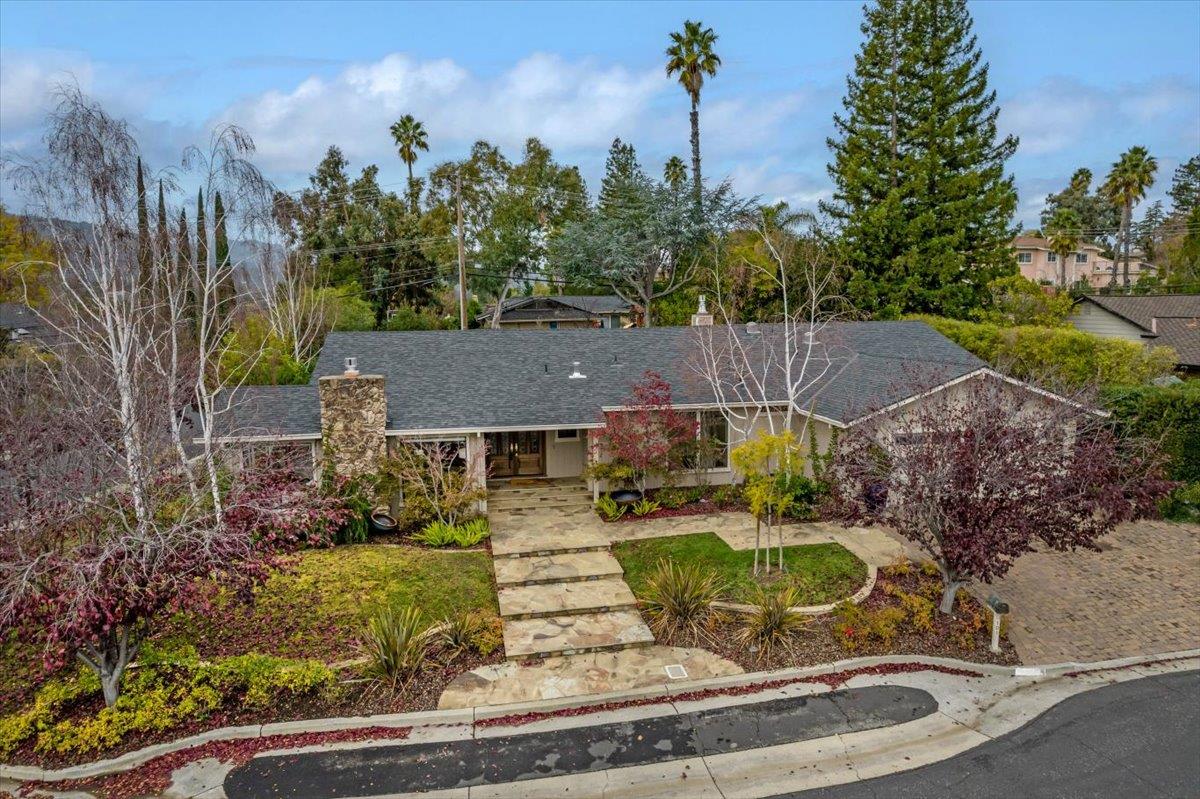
[
  {"x1": 546, "y1": 429, "x2": 587, "y2": 477},
  {"x1": 497, "y1": 319, "x2": 596, "y2": 329},
  {"x1": 1067, "y1": 303, "x2": 1148, "y2": 342},
  {"x1": 317, "y1": 373, "x2": 387, "y2": 480},
  {"x1": 1016, "y1": 246, "x2": 1101, "y2": 286}
]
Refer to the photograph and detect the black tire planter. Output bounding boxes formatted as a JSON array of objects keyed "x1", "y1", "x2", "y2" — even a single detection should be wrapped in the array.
[
  {"x1": 368, "y1": 509, "x2": 398, "y2": 535},
  {"x1": 609, "y1": 489, "x2": 643, "y2": 507}
]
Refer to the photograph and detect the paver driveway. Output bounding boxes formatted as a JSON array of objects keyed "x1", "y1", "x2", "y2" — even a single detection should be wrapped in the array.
[{"x1": 984, "y1": 520, "x2": 1200, "y2": 663}]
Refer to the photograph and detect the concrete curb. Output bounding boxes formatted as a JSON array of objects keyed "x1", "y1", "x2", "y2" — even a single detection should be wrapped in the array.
[
  {"x1": 713, "y1": 564, "x2": 878, "y2": 616},
  {"x1": 4, "y1": 648, "x2": 1197, "y2": 784}
]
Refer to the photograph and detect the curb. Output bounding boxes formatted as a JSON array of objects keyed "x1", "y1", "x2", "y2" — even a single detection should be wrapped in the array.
[
  {"x1": 4, "y1": 648, "x2": 1197, "y2": 784},
  {"x1": 713, "y1": 564, "x2": 877, "y2": 616}
]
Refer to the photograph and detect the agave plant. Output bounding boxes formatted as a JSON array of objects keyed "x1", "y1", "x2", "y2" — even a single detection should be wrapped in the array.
[{"x1": 641, "y1": 558, "x2": 724, "y2": 642}]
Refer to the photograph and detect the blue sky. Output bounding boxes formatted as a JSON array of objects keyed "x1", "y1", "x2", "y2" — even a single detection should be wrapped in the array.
[{"x1": 2, "y1": 0, "x2": 1198, "y2": 227}]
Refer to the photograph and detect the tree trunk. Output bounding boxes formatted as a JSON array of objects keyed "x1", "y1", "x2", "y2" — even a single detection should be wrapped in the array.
[
  {"x1": 407, "y1": 161, "x2": 417, "y2": 215},
  {"x1": 690, "y1": 95, "x2": 702, "y2": 215},
  {"x1": 1059, "y1": 250, "x2": 1066, "y2": 288},
  {"x1": 1122, "y1": 201, "x2": 1132, "y2": 286},
  {"x1": 78, "y1": 629, "x2": 137, "y2": 707},
  {"x1": 764, "y1": 510, "x2": 773, "y2": 574},
  {"x1": 938, "y1": 578, "x2": 965, "y2": 615},
  {"x1": 753, "y1": 516, "x2": 761, "y2": 576}
]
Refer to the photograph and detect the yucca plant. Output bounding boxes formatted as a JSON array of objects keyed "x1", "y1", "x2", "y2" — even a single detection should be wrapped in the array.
[
  {"x1": 641, "y1": 559, "x2": 724, "y2": 642},
  {"x1": 631, "y1": 498, "x2": 661, "y2": 517},
  {"x1": 736, "y1": 586, "x2": 808, "y2": 662},
  {"x1": 412, "y1": 520, "x2": 457, "y2": 547},
  {"x1": 438, "y1": 610, "x2": 486, "y2": 657},
  {"x1": 361, "y1": 605, "x2": 431, "y2": 689},
  {"x1": 595, "y1": 495, "x2": 626, "y2": 521}
]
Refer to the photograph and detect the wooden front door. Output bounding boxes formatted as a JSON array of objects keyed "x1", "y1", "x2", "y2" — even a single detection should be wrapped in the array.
[{"x1": 485, "y1": 431, "x2": 545, "y2": 477}]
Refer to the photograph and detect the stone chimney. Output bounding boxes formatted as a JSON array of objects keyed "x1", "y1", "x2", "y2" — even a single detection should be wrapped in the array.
[
  {"x1": 691, "y1": 295, "x2": 714, "y2": 326},
  {"x1": 318, "y1": 357, "x2": 387, "y2": 479}
]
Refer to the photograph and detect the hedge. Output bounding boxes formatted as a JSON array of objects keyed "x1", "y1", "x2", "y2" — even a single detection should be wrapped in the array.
[
  {"x1": 910, "y1": 314, "x2": 1178, "y2": 388},
  {"x1": 1102, "y1": 382, "x2": 1200, "y2": 485}
]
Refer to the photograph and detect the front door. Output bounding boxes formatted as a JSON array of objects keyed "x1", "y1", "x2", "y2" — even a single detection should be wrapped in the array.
[{"x1": 485, "y1": 431, "x2": 545, "y2": 477}]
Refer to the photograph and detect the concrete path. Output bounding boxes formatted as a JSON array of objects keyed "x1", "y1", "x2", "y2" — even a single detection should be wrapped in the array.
[
  {"x1": 488, "y1": 481, "x2": 654, "y2": 660},
  {"x1": 774, "y1": 668, "x2": 1200, "y2": 798},
  {"x1": 982, "y1": 520, "x2": 1200, "y2": 663},
  {"x1": 438, "y1": 645, "x2": 743, "y2": 709}
]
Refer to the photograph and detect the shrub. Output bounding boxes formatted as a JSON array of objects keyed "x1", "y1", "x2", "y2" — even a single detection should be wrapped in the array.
[
  {"x1": 632, "y1": 498, "x2": 661, "y2": 517},
  {"x1": 641, "y1": 559, "x2": 724, "y2": 641},
  {"x1": 710, "y1": 484, "x2": 743, "y2": 507},
  {"x1": 910, "y1": 314, "x2": 1176, "y2": 387},
  {"x1": 595, "y1": 494, "x2": 626, "y2": 521},
  {"x1": 438, "y1": 610, "x2": 487, "y2": 657},
  {"x1": 896, "y1": 591, "x2": 935, "y2": 633},
  {"x1": 655, "y1": 487, "x2": 689, "y2": 509},
  {"x1": 831, "y1": 602, "x2": 906, "y2": 651},
  {"x1": 361, "y1": 605, "x2": 431, "y2": 689},
  {"x1": 412, "y1": 518, "x2": 489, "y2": 547},
  {"x1": 736, "y1": 586, "x2": 808, "y2": 661},
  {"x1": 473, "y1": 616, "x2": 504, "y2": 657}
]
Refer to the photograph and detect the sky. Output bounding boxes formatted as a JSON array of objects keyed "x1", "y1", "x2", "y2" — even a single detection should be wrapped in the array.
[{"x1": 2, "y1": 0, "x2": 1198, "y2": 228}]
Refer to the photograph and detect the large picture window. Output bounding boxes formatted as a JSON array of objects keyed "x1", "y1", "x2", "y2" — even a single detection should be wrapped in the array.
[{"x1": 691, "y1": 410, "x2": 729, "y2": 470}]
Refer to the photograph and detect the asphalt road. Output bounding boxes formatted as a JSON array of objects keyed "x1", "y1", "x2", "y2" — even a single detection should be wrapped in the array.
[
  {"x1": 776, "y1": 669, "x2": 1200, "y2": 799},
  {"x1": 225, "y1": 685, "x2": 936, "y2": 798}
]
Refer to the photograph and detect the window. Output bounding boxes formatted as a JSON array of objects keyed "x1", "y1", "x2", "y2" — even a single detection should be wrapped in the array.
[
  {"x1": 555, "y1": 428, "x2": 579, "y2": 442},
  {"x1": 1047, "y1": 252, "x2": 1057, "y2": 263},
  {"x1": 548, "y1": 321, "x2": 558, "y2": 330},
  {"x1": 1016, "y1": 252, "x2": 1032, "y2": 264},
  {"x1": 694, "y1": 410, "x2": 729, "y2": 469},
  {"x1": 1075, "y1": 253, "x2": 1088, "y2": 263}
]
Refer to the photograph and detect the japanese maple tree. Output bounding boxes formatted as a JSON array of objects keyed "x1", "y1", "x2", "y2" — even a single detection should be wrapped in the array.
[
  {"x1": 592, "y1": 371, "x2": 698, "y2": 493},
  {"x1": 827, "y1": 373, "x2": 1170, "y2": 614}
]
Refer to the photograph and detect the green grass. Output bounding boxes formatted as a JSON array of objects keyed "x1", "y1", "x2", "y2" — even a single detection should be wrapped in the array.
[
  {"x1": 156, "y1": 544, "x2": 498, "y2": 663},
  {"x1": 613, "y1": 533, "x2": 867, "y2": 606}
]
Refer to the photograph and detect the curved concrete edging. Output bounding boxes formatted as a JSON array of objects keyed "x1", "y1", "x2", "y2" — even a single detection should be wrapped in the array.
[
  {"x1": 713, "y1": 563, "x2": 877, "y2": 616},
  {"x1": 4, "y1": 648, "x2": 1198, "y2": 785}
]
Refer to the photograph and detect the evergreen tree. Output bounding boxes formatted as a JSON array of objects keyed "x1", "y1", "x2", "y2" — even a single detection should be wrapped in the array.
[
  {"x1": 136, "y1": 157, "x2": 151, "y2": 293},
  {"x1": 155, "y1": 180, "x2": 171, "y2": 269},
  {"x1": 1167, "y1": 154, "x2": 1200, "y2": 217},
  {"x1": 598, "y1": 138, "x2": 644, "y2": 213},
  {"x1": 195, "y1": 187, "x2": 208, "y2": 290},
  {"x1": 176, "y1": 207, "x2": 195, "y2": 328},
  {"x1": 824, "y1": 0, "x2": 1018, "y2": 319},
  {"x1": 213, "y1": 191, "x2": 235, "y2": 319}
]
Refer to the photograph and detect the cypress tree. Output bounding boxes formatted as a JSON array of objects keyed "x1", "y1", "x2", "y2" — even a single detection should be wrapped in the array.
[
  {"x1": 598, "y1": 138, "x2": 644, "y2": 213},
  {"x1": 176, "y1": 207, "x2": 194, "y2": 329},
  {"x1": 825, "y1": 0, "x2": 1018, "y2": 319},
  {"x1": 195, "y1": 189, "x2": 209, "y2": 337},
  {"x1": 136, "y1": 157, "x2": 151, "y2": 294},
  {"x1": 213, "y1": 191, "x2": 234, "y2": 322},
  {"x1": 155, "y1": 180, "x2": 171, "y2": 271}
]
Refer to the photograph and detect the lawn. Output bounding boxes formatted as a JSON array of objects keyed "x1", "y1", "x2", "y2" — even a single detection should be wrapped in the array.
[
  {"x1": 613, "y1": 532, "x2": 867, "y2": 606},
  {"x1": 156, "y1": 543, "x2": 498, "y2": 663}
]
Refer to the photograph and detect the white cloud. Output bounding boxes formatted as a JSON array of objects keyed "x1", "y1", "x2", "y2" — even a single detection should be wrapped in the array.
[
  {"x1": 0, "y1": 50, "x2": 96, "y2": 141},
  {"x1": 729, "y1": 157, "x2": 831, "y2": 212}
]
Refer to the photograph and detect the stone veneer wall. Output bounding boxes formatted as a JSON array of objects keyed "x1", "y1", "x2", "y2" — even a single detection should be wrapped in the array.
[{"x1": 318, "y1": 373, "x2": 387, "y2": 479}]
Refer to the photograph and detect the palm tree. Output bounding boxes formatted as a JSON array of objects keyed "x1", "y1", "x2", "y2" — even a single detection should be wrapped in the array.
[
  {"x1": 1046, "y1": 208, "x2": 1081, "y2": 289},
  {"x1": 1102, "y1": 146, "x2": 1157, "y2": 287},
  {"x1": 389, "y1": 114, "x2": 430, "y2": 213},
  {"x1": 665, "y1": 20, "x2": 721, "y2": 210},
  {"x1": 663, "y1": 156, "x2": 687, "y2": 191}
]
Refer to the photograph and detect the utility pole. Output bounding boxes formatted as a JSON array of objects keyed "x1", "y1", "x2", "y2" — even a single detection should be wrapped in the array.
[{"x1": 456, "y1": 172, "x2": 467, "y2": 330}]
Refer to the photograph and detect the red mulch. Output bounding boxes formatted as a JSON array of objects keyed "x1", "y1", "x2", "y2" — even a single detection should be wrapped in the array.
[{"x1": 20, "y1": 725, "x2": 412, "y2": 799}]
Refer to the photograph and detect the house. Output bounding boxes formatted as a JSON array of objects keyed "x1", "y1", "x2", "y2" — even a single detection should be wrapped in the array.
[
  {"x1": 201, "y1": 309, "x2": 1081, "y2": 504},
  {"x1": 1012, "y1": 236, "x2": 1155, "y2": 288},
  {"x1": 479, "y1": 295, "x2": 633, "y2": 329},
  {"x1": 1069, "y1": 294, "x2": 1200, "y2": 371},
  {"x1": 0, "y1": 302, "x2": 52, "y2": 349}
]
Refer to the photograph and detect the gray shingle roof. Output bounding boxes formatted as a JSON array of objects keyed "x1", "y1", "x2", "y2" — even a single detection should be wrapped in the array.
[
  {"x1": 254, "y1": 320, "x2": 981, "y2": 435},
  {"x1": 0, "y1": 302, "x2": 43, "y2": 333},
  {"x1": 1078, "y1": 294, "x2": 1200, "y2": 367},
  {"x1": 216, "y1": 385, "x2": 321, "y2": 438}
]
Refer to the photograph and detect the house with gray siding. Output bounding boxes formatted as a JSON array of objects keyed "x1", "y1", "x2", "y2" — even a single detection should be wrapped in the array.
[{"x1": 1069, "y1": 294, "x2": 1200, "y2": 371}]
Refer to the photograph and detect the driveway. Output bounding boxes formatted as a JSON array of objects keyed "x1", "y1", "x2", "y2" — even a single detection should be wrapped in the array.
[{"x1": 984, "y1": 520, "x2": 1200, "y2": 663}]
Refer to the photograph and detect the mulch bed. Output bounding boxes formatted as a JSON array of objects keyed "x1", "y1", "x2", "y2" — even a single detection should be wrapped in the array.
[
  {"x1": 3, "y1": 647, "x2": 501, "y2": 772},
  {"x1": 654, "y1": 566, "x2": 1020, "y2": 673}
]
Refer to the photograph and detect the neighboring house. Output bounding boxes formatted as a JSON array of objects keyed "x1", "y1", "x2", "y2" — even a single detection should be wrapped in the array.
[
  {"x1": 1012, "y1": 236, "x2": 1155, "y2": 288},
  {"x1": 1069, "y1": 294, "x2": 1200, "y2": 371},
  {"x1": 0, "y1": 302, "x2": 51, "y2": 349},
  {"x1": 479, "y1": 295, "x2": 633, "y2": 329},
  {"x1": 200, "y1": 312, "x2": 1082, "y2": 504}
]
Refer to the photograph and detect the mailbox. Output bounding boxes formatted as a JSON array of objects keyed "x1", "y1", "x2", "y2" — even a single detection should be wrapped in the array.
[{"x1": 986, "y1": 594, "x2": 1009, "y2": 615}]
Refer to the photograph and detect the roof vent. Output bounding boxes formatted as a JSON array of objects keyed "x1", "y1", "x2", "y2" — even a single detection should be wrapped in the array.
[
  {"x1": 344, "y1": 357, "x2": 359, "y2": 378},
  {"x1": 569, "y1": 361, "x2": 587, "y2": 380},
  {"x1": 745, "y1": 321, "x2": 760, "y2": 336},
  {"x1": 803, "y1": 330, "x2": 815, "y2": 345}
]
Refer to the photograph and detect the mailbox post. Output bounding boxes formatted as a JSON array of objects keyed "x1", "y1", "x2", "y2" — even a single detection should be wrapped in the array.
[{"x1": 986, "y1": 594, "x2": 1009, "y2": 654}]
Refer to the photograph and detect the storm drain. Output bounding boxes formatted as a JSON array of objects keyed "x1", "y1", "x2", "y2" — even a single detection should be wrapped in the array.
[{"x1": 225, "y1": 685, "x2": 937, "y2": 799}]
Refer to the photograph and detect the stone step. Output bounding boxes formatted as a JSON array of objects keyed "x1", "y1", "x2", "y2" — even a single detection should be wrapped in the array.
[
  {"x1": 488, "y1": 494, "x2": 593, "y2": 511},
  {"x1": 490, "y1": 527, "x2": 610, "y2": 559},
  {"x1": 498, "y1": 577, "x2": 638, "y2": 620},
  {"x1": 502, "y1": 610, "x2": 656, "y2": 660},
  {"x1": 488, "y1": 482, "x2": 589, "y2": 498},
  {"x1": 492, "y1": 550, "x2": 624, "y2": 587}
]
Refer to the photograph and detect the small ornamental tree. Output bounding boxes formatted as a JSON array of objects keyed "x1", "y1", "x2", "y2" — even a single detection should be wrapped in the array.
[
  {"x1": 591, "y1": 371, "x2": 698, "y2": 493},
  {"x1": 731, "y1": 431, "x2": 802, "y2": 575},
  {"x1": 827, "y1": 373, "x2": 1170, "y2": 614}
]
